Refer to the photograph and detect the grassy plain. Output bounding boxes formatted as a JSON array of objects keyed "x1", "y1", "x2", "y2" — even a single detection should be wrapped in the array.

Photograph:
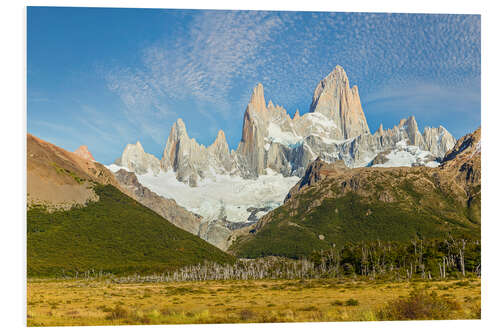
[{"x1": 27, "y1": 278, "x2": 480, "y2": 326}]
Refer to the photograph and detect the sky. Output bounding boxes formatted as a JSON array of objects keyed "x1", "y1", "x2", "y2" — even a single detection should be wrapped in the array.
[{"x1": 27, "y1": 7, "x2": 481, "y2": 164}]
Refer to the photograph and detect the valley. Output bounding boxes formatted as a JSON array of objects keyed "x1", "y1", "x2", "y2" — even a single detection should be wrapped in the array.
[{"x1": 26, "y1": 65, "x2": 481, "y2": 326}]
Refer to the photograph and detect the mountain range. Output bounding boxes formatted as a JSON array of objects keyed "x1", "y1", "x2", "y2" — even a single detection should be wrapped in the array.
[
  {"x1": 27, "y1": 65, "x2": 480, "y2": 273},
  {"x1": 114, "y1": 65, "x2": 455, "y2": 186},
  {"x1": 108, "y1": 65, "x2": 459, "y2": 249}
]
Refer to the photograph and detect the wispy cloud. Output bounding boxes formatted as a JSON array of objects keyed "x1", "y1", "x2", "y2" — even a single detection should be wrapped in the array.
[
  {"x1": 106, "y1": 10, "x2": 289, "y2": 142},
  {"x1": 105, "y1": 11, "x2": 480, "y2": 144}
]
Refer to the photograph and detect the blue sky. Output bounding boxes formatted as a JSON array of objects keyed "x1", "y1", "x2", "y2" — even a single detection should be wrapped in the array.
[{"x1": 27, "y1": 7, "x2": 480, "y2": 164}]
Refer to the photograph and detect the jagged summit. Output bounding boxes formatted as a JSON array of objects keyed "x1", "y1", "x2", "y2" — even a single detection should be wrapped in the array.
[
  {"x1": 73, "y1": 145, "x2": 95, "y2": 161},
  {"x1": 248, "y1": 83, "x2": 266, "y2": 114},
  {"x1": 319, "y1": 65, "x2": 349, "y2": 84},
  {"x1": 115, "y1": 141, "x2": 161, "y2": 175},
  {"x1": 309, "y1": 65, "x2": 370, "y2": 139},
  {"x1": 215, "y1": 129, "x2": 226, "y2": 141},
  {"x1": 209, "y1": 129, "x2": 230, "y2": 154},
  {"x1": 376, "y1": 124, "x2": 384, "y2": 135},
  {"x1": 172, "y1": 118, "x2": 188, "y2": 136}
]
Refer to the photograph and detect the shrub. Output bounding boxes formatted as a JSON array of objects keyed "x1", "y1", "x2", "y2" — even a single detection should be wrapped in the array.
[
  {"x1": 106, "y1": 305, "x2": 129, "y2": 320},
  {"x1": 240, "y1": 309, "x2": 255, "y2": 321},
  {"x1": 376, "y1": 289, "x2": 461, "y2": 320},
  {"x1": 453, "y1": 281, "x2": 470, "y2": 287},
  {"x1": 346, "y1": 299, "x2": 359, "y2": 306},
  {"x1": 470, "y1": 302, "x2": 481, "y2": 319}
]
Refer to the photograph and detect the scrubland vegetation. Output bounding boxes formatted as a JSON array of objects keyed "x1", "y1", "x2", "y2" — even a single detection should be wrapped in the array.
[
  {"x1": 27, "y1": 236, "x2": 481, "y2": 326},
  {"x1": 27, "y1": 277, "x2": 480, "y2": 326}
]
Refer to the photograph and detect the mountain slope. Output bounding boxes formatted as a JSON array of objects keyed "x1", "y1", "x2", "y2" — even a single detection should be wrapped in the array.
[
  {"x1": 230, "y1": 128, "x2": 481, "y2": 259},
  {"x1": 114, "y1": 168, "x2": 203, "y2": 236},
  {"x1": 28, "y1": 184, "x2": 235, "y2": 276},
  {"x1": 27, "y1": 134, "x2": 235, "y2": 277}
]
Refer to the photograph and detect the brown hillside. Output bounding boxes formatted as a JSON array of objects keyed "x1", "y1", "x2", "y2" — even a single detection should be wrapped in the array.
[{"x1": 27, "y1": 134, "x2": 121, "y2": 210}]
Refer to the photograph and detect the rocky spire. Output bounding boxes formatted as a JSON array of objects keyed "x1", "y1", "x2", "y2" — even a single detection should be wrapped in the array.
[
  {"x1": 376, "y1": 124, "x2": 384, "y2": 135},
  {"x1": 236, "y1": 83, "x2": 273, "y2": 177},
  {"x1": 400, "y1": 116, "x2": 422, "y2": 146},
  {"x1": 422, "y1": 125, "x2": 456, "y2": 157},
  {"x1": 161, "y1": 119, "x2": 189, "y2": 171},
  {"x1": 160, "y1": 119, "x2": 235, "y2": 186},
  {"x1": 293, "y1": 109, "x2": 300, "y2": 121},
  {"x1": 247, "y1": 83, "x2": 267, "y2": 114},
  {"x1": 309, "y1": 65, "x2": 370, "y2": 139},
  {"x1": 73, "y1": 145, "x2": 95, "y2": 161},
  {"x1": 209, "y1": 130, "x2": 229, "y2": 152},
  {"x1": 117, "y1": 141, "x2": 160, "y2": 175}
]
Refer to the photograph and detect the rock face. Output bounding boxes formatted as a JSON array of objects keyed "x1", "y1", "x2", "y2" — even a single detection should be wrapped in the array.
[
  {"x1": 113, "y1": 169, "x2": 203, "y2": 235},
  {"x1": 285, "y1": 158, "x2": 348, "y2": 201},
  {"x1": 113, "y1": 168, "x2": 237, "y2": 250},
  {"x1": 440, "y1": 127, "x2": 481, "y2": 223},
  {"x1": 114, "y1": 65, "x2": 456, "y2": 186},
  {"x1": 309, "y1": 65, "x2": 370, "y2": 139},
  {"x1": 160, "y1": 119, "x2": 235, "y2": 186},
  {"x1": 73, "y1": 145, "x2": 95, "y2": 161},
  {"x1": 115, "y1": 141, "x2": 161, "y2": 175}
]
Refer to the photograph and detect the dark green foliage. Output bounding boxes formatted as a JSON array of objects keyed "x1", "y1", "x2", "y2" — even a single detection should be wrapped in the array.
[
  {"x1": 306, "y1": 237, "x2": 480, "y2": 280},
  {"x1": 27, "y1": 184, "x2": 235, "y2": 277},
  {"x1": 232, "y1": 185, "x2": 479, "y2": 258},
  {"x1": 52, "y1": 162, "x2": 86, "y2": 184},
  {"x1": 345, "y1": 298, "x2": 359, "y2": 306},
  {"x1": 133, "y1": 237, "x2": 479, "y2": 283},
  {"x1": 376, "y1": 288, "x2": 461, "y2": 320}
]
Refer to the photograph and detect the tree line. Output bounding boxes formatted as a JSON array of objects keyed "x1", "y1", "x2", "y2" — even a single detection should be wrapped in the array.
[{"x1": 109, "y1": 236, "x2": 480, "y2": 283}]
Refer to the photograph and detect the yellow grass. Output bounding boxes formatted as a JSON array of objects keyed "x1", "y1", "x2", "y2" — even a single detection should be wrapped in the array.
[{"x1": 27, "y1": 278, "x2": 481, "y2": 326}]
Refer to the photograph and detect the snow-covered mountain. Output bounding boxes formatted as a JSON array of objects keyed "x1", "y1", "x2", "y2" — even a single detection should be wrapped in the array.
[
  {"x1": 114, "y1": 65, "x2": 455, "y2": 183},
  {"x1": 109, "y1": 64, "x2": 456, "y2": 230}
]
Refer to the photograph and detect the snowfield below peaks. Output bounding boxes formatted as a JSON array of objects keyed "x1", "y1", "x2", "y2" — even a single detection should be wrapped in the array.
[
  {"x1": 371, "y1": 141, "x2": 440, "y2": 168},
  {"x1": 107, "y1": 164, "x2": 299, "y2": 223}
]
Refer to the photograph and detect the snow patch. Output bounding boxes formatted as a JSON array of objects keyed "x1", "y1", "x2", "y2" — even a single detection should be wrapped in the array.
[
  {"x1": 106, "y1": 164, "x2": 130, "y2": 173},
  {"x1": 302, "y1": 112, "x2": 337, "y2": 129},
  {"x1": 372, "y1": 144, "x2": 439, "y2": 168},
  {"x1": 320, "y1": 137, "x2": 355, "y2": 145},
  {"x1": 133, "y1": 168, "x2": 300, "y2": 223},
  {"x1": 266, "y1": 123, "x2": 303, "y2": 147}
]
